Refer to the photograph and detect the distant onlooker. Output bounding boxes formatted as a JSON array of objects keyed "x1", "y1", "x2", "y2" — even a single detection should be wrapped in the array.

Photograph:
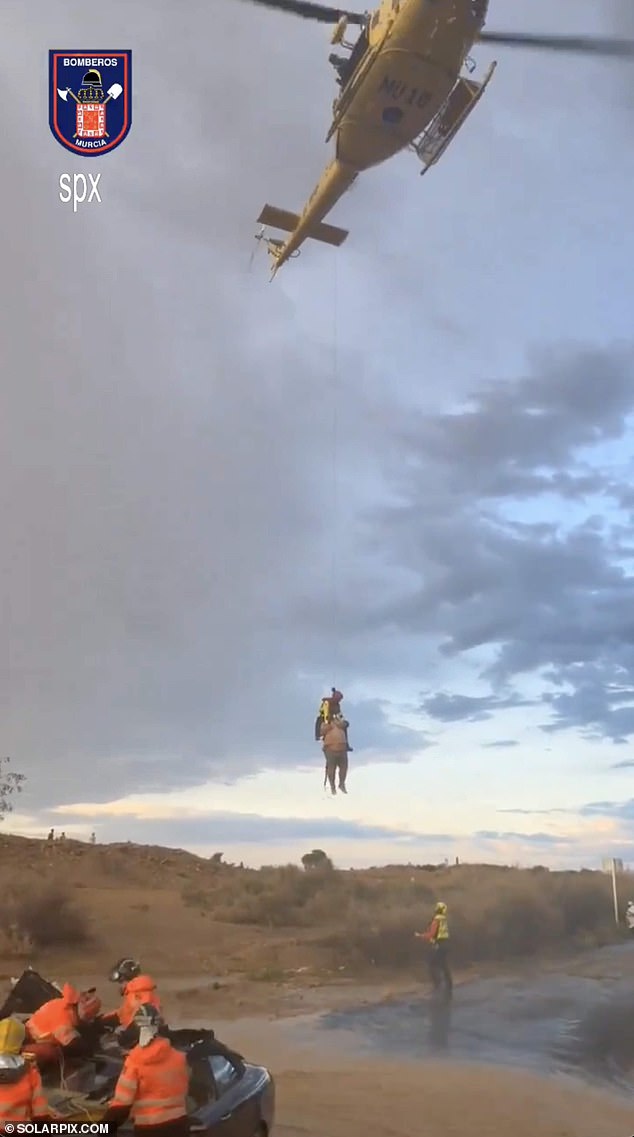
[
  {"x1": 626, "y1": 899, "x2": 634, "y2": 931},
  {"x1": 46, "y1": 829, "x2": 54, "y2": 842},
  {"x1": 90, "y1": 832, "x2": 96, "y2": 845}
]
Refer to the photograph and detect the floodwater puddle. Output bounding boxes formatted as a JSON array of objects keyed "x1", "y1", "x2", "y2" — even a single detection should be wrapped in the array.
[{"x1": 203, "y1": 944, "x2": 634, "y2": 1095}]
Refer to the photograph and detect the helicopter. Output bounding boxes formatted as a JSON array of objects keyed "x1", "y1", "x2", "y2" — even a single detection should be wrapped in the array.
[{"x1": 244, "y1": 0, "x2": 634, "y2": 279}]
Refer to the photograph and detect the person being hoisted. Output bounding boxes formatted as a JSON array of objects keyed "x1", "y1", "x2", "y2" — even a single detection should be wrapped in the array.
[{"x1": 320, "y1": 713, "x2": 350, "y2": 796}]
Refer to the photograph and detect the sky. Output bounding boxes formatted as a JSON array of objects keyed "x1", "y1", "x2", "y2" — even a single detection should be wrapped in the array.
[{"x1": 2, "y1": 0, "x2": 634, "y2": 871}]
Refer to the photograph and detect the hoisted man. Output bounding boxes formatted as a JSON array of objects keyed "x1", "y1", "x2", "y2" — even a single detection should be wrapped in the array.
[{"x1": 314, "y1": 688, "x2": 353, "y2": 795}]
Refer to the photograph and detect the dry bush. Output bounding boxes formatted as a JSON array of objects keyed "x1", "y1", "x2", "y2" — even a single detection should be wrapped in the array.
[
  {"x1": 181, "y1": 861, "x2": 627, "y2": 971},
  {"x1": 3, "y1": 884, "x2": 91, "y2": 948}
]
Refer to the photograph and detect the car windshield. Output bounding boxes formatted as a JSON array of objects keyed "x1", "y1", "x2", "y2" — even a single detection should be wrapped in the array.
[{"x1": 209, "y1": 1055, "x2": 239, "y2": 1094}]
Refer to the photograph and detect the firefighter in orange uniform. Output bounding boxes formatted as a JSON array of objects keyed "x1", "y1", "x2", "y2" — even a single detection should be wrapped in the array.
[
  {"x1": 0, "y1": 1017, "x2": 52, "y2": 1125},
  {"x1": 103, "y1": 958, "x2": 162, "y2": 1031},
  {"x1": 102, "y1": 1003, "x2": 190, "y2": 1137},
  {"x1": 24, "y1": 984, "x2": 102, "y2": 1069}
]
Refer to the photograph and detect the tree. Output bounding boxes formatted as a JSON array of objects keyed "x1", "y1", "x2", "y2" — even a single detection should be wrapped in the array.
[
  {"x1": 0, "y1": 757, "x2": 25, "y2": 820},
  {"x1": 301, "y1": 849, "x2": 334, "y2": 871}
]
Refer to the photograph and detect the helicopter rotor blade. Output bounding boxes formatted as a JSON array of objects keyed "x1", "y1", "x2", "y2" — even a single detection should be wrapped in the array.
[
  {"x1": 240, "y1": 0, "x2": 365, "y2": 24},
  {"x1": 479, "y1": 30, "x2": 634, "y2": 58}
]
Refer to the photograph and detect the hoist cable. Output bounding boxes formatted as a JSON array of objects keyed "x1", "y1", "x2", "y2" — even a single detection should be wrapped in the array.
[{"x1": 330, "y1": 252, "x2": 341, "y2": 678}]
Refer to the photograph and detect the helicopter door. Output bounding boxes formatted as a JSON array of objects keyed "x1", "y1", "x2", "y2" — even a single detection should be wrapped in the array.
[{"x1": 410, "y1": 62, "x2": 497, "y2": 175}]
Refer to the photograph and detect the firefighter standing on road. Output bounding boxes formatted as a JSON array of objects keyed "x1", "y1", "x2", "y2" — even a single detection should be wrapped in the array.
[
  {"x1": 0, "y1": 1018, "x2": 52, "y2": 1125},
  {"x1": 102, "y1": 1003, "x2": 190, "y2": 1137},
  {"x1": 415, "y1": 901, "x2": 453, "y2": 998}
]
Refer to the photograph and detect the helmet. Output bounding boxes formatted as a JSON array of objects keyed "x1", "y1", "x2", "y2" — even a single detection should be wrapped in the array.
[
  {"x1": 0, "y1": 1054, "x2": 26, "y2": 1083},
  {"x1": 109, "y1": 958, "x2": 141, "y2": 984},
  {"x1": 435, "y1": 901, "x2": 447, "y2": 915},
  {"x1": 81, "y1": 68, "x2": 102, "y2": 87},
  {"x1": 78, "y1": 990, "x2": 102, "y2": 1022},
  {"x1": 0, "y1": 1018, "x2": 25, "y2": 1055},
  {"x1": 133, "y1": 1002, "x2": 162, "y2": 1048}
]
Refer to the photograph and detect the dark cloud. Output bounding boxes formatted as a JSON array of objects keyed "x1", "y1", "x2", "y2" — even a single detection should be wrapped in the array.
[
  {"x1": 366, "y1": 346, "x2": 634, "y2": 742},
  {"x1": 540, "y1": 664, "x2": 634, "y2": 743},
  {"x1": 3, "y1": 0, "x2": 634, "y2": 820},
  {"x1": 482, "y1": 740, "x2": 519, "y2": 749},
  {"x1": 475, "y1": 830, "x2": 572, "y2": 847},
  {"x1": 497, "y1": 807, "x2": 567, "y2": 815},
  {"x1": 3, "y1": 0, "x2": 419, "y2": 810},
  {"x1": 343, "y1": 699, "x2": 432, "y2": 753},
  {"x1": 44, "y1": 810, "x2": 449, "y2": 847},
  {"x1": 422, "y1": 693, "x2": 531, "y2": 724},
  {"x1": 611, "y1": 759, "x2": 634, "y2": 769},
  {"x1": 578, "y1": 799, "x2": 634, "y2": 821}
]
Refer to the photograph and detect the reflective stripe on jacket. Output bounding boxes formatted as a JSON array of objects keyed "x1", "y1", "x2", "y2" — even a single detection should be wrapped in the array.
[
  {"x1": 0, "y1": 1062, "x2": 49, "y2": 1122},
  {"x1": 431, "y1": 913, "x2": 449, "y2": 941},
  {"x1": 111, "y1": 1037, "x2": 189, "y2": 1126},
  {"x1": 25, "y1": 999, "x2": 79, "y2": 1048}
]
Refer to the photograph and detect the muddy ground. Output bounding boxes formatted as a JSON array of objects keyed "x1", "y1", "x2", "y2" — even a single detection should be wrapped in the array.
[{"x1": 58, "y1": 943, "x2": 634, "y2": 1136}]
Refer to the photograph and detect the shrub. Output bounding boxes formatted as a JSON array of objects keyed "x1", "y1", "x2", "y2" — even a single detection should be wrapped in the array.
[{"x1": 8, "y1": 886, "x2": 91, "y2": 948}]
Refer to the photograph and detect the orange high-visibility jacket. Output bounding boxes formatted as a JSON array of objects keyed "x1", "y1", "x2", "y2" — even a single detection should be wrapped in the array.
[
  {"x1": 118, "y1": 976, "x2": 162, "y2": 1029},
  {"x1": 0, "y1": 1061, "x2": 49, "y2": 1123},
  {"x1": 110, "y1": 1037, "x2": 189, "y2": 1126},
  {"x1": 26, "y1": 998, "x2": 79, "y2": 1048}
]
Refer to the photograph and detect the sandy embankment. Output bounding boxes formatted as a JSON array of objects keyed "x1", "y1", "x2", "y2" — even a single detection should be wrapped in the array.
[{"x1": 275, "y1": 1064, "x2": 634, "y2": 1137}]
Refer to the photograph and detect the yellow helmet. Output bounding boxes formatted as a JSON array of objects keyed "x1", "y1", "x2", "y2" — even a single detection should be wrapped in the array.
[
  {"x1": 0, "y1": 1018, "x2": 26, "y2": 1054},
  {"x1": 435, "y1": 901, "x2": 447, "y2": 915}
]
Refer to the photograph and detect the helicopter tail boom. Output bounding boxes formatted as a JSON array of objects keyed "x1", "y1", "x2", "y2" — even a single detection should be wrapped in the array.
[{"x1": 257, "y1": 203, "x2": 349, "y2": 247}]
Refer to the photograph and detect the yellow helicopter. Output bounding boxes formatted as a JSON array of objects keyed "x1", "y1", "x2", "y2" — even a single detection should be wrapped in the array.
[{"x1": 245, "y1": 0, "x2": 634, "y2": 279}]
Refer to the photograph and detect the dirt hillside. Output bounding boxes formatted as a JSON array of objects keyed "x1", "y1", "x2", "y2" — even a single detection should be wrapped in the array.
[{"x1": 1, "y1": 833, "x2": 632, "y2": 1136}]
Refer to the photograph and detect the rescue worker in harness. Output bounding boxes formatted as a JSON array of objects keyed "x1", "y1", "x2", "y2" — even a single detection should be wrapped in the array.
[
  {"x1": 329, "y1": 21, "x2": 370, "y2": 89},
  {"x1": 314, "y1": 688, "x2": 353, "y2": 751}
]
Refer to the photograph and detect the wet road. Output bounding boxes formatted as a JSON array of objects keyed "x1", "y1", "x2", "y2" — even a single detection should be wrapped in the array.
[{"x1": 317, "y1": 944, "x2": 634, "y2": 1092}]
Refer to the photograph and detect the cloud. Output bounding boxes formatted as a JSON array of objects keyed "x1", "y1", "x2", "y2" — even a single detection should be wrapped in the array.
[
  {"x1": 366, "y1": 346, "x2": 634, "y2": 742},
  {"x1": 422, "y1": 693, "x2": 531, "y2": 724},
  {"x1": 611, "y1": 759, "x2": 634, "y2": 769},
  {"x1": 475, "y1": 830, "x2": 573, "y2": 847},
  {"x1": 482, "y1": 740, "x2": 519, "y2": 749},
  {"x1": 578, "y1": 799, "x2": 634, "y2": 821},
  {"x1": 3, "y1": 0, "x2": 634, "y2": 833},
  {"x1": 496, "y1": 807, "x2": 568, "y2": 815},
  {"x1": 41, "y1": 807, "x2": 452, "y2": 848}
]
